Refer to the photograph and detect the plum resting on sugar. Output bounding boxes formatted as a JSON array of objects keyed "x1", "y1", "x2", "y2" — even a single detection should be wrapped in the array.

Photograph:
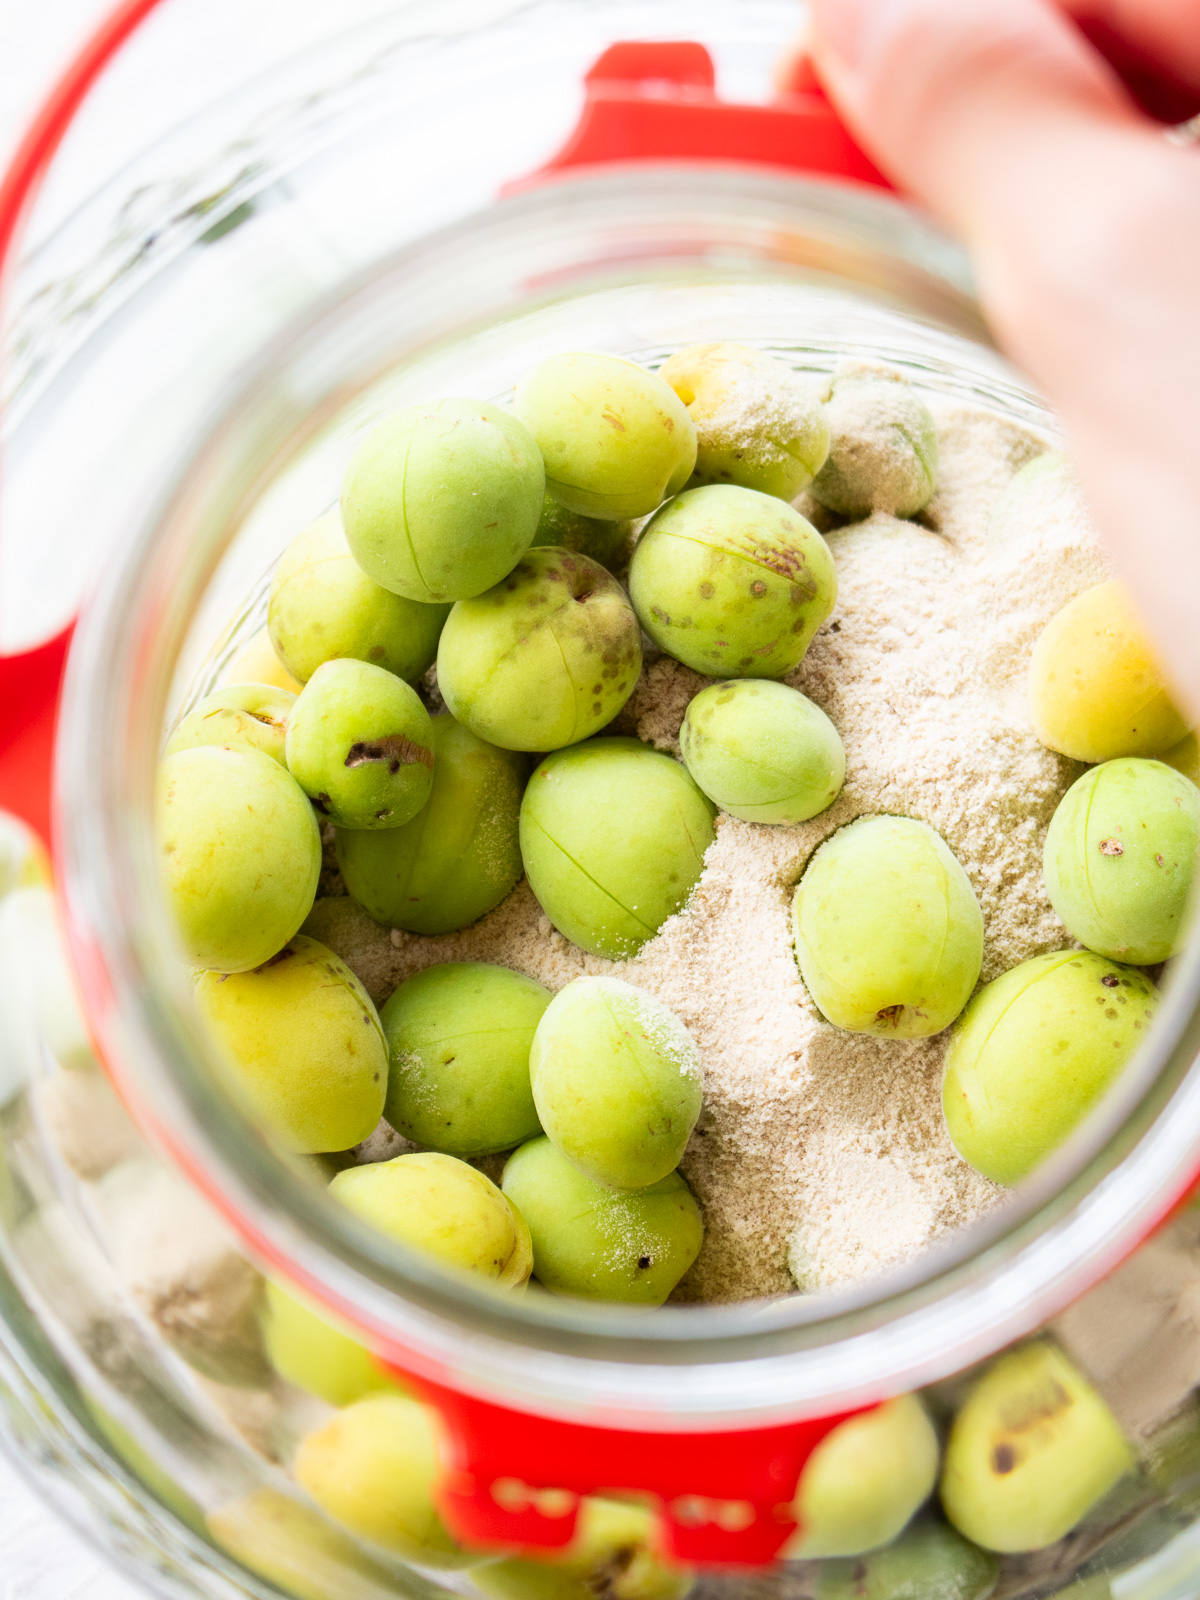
[
  {"x1": 629, "y1": 484, "x2": 837, "y2": 679},
  {"x1": 661, "y1": 341, "x2": 830, "y2": 500},
  {"x1": 792, "y1": 816, "x2": 984, "y2": 1039},
  {"x1": 529, "y1": 975, "x2": 701, "y2": 1191},
  {"x1": 680, "y1": 678, "x2": 845, "y2": 824},
  {"x1": 518, "y1": 738, "x2": 716, "y2": 960},
  {"x1": 380, "y1": 961, "x2": 549, "y2": 1157}
]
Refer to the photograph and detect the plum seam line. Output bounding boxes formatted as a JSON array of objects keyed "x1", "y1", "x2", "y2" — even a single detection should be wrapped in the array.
[{"x1": 523, "y1": 815, "x2": 655, "y2": 936}]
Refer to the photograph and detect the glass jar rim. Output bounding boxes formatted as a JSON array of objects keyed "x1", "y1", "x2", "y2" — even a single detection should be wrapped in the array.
[{"x1": 54, "y1": 163, "x2": 1200, "y2": 1426}]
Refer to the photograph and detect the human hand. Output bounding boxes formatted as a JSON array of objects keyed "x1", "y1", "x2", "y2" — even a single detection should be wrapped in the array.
[{"x1": 806, "y1": 0, "x2": 1200, "y2": 717}]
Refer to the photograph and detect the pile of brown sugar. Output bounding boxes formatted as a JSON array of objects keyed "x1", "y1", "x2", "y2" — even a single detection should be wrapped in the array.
[{"x1": 308, "y1": 398, "x2": 1111, "y2": 1304}]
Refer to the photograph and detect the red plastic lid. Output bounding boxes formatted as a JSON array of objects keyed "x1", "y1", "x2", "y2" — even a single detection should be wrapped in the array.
[{"x1": 511, "y1": 39, "x2": 890, "y2": 192}]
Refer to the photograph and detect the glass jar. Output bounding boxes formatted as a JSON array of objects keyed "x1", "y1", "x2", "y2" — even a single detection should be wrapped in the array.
[{"x1": 5, "y1": 3, "x2": 1200, "y2": 1598}]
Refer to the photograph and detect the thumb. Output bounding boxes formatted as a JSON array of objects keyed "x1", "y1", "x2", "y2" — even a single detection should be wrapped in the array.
[{"x1": 808, "y1": 0, "x2": 1142, "y2": 246}]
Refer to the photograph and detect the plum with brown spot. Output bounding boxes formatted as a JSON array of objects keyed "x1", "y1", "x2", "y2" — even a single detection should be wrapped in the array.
[
  {"x1": 792, "y1": 815, "x2": 982, "y2": 1039},
  {"x1": 336, "y1": 713, "x2": 526, "y2": 936},
  {"x1": 940, "y1": 1341, "x2": 1132, "y2": 1552},
  {"x1": 165, "y1": 682, "x2": 296, "y2": 766},
  {"x1": 943, "y1": 950, "x2": 1159, "y2": 1185},
  {"x1": 1044, "y1": 758, "x2": 1200, "y2": 965},
  {"x1": 285, "y1": 658, "x2": 434, "y2": 829},
  {"x1": 437, "y1": 547, "x2": 641, "y2": 752},
  {"x1": 629, "y1": 483, "x2": 837, "y2": 678}
]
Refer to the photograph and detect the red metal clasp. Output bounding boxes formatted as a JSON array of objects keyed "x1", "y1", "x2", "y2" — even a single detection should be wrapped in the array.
[
  {"x1": 411, "y1": 1376, "x2": 863, "y2": 1568},
  {"x1": 0, "y1": 625, "x2": 72, "y2": 845}
]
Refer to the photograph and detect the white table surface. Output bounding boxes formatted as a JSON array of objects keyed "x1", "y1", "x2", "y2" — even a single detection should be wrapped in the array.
[{"x1": 0, "y1": 1446, "x2": 146, "y2": 1600}]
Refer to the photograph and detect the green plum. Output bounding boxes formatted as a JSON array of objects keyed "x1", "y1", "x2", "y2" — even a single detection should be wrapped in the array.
[
  {"x1": 1044, "y1": 759, "x2": 1200, "y2": 965},
  {"x1": 814, "y1": 1518, "x2": 998, "y2": 1600},
  {"x1": 285, "y1": 658, "x2": 434, "y2": 829},
  {"x1": 471, "y1": 1497, "x2": 693, "y2": 1600},
  {"x1": 293, "y1": 1393, "x2": 473, "y2": 1567},
  {"x1": 529, "y1": 976, "x2": 701, "y2": 1190},
  {"x1": 267, "y1": 510, "x2": 449, "y2": 683},
  {"x1": 792, "y1": 816, "x2": 984, "y2": 1038},
  {"x1": 208, "y1": 1487, "x2": 412, "y2": 1600},
  {"x1": 157, "y1": 746, "x2": 320, "y2": 972},
  {"x1": 1163, "y1": 731, "x2": 1200, "y2": 786},
  {"x1": 785, "y1": 1395, "x2": 940, "y2": 1559},
  {"x1": 342, "y1": 399, "x2": 544, "y2": 603},
  {"x1": 330, "y1": 1151, "x2": 532, "y2": 1286},
  {"x1": 502, "y1": 1136, "x2": 702, "y2": 1304},
  {"x1": 381, "y1": 962, "x2": 550, "y2": 1156},
  {"x1": 1029, "y1": 581, "x2": 1188, "y2": 764},
  {"x1": 660, "y1": 342, "x2": 830, "y2": 500},
  {"x1": 530, "y1": 493, "x2": 633, "y2": 570},
  {"x1": 194, "y1": 934, "x2": 387, "y2": 1153},
  {"x1": 221, "y1": 624, "x2": 304, "y2": 695},
  {"x1": 628, "y1": 484, "x2": 837, "y2": 679},
  {"x1": 810, "y1": 370, "x2": 939, "y2": 520},
  {"x1": 940, "y1": 1341, "x2": 1134, "y2": 1552},
  {"x1": 437, "y1": 548, "x2": 642, "y2": 751},
  {"x1": 988, "y1": 451, "x2": 1073, "y2": 547},
  {"x1": 260, "y1": 1279, "x2": 403, "y2": 1406},
  {"x1": 165, "y1": 683, "x2": 295, "y2": 766},
  {"x1": 336, "y1": 714, "x2": 525, "y2": 934},
  {"x1": 680, "y1": 679, "x2": 845, "y2": 824},
  {"x1": 520, "y1": 738, "x2": 716, "y2": 959},
  {"x1": 514, "y1": 351, "x2": 696, "y2": 520},
  {"x1": 943, "y1": 951, "x2": 1158, "y2": 1185}
]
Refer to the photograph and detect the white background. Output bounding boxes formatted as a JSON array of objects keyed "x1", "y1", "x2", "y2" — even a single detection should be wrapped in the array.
[{"x1": 3, "y1": 7, "x2": 198, "y2": 1596}]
